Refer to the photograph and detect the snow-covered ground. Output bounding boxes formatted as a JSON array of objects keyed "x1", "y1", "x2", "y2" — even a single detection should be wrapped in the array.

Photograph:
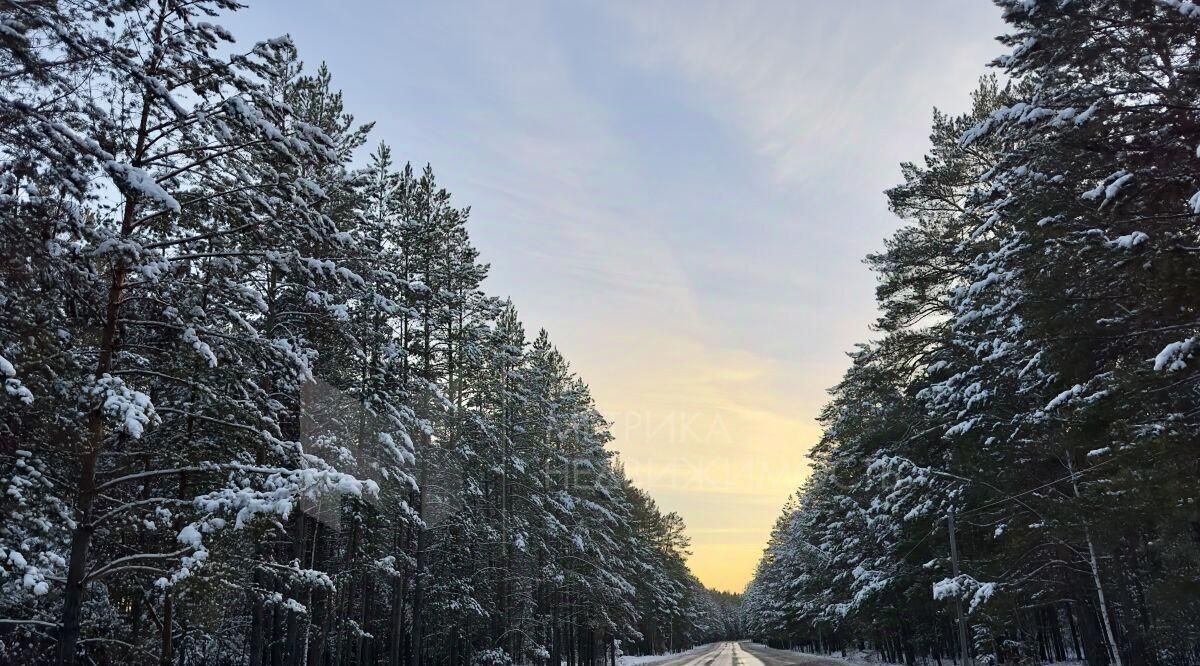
[
  {"x1": 784, "y1": 649, "x2": 892, "y2": 665},
  {"x1": 787, "y1": 648, "x2": 1084, "y2": 666}
]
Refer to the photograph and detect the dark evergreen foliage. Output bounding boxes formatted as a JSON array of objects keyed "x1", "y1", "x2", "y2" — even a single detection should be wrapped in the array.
[{"x1": 744, "y1": 3, "x2": 1200, "y2": 665}]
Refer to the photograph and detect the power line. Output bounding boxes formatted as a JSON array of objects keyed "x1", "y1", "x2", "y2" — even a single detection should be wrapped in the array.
[
  {"x1": 958, "y1": 453, "x2": 1119, "y2": 518},
  {"x1": 896, "y1": 524, "x2": 938, "y2": 562}
]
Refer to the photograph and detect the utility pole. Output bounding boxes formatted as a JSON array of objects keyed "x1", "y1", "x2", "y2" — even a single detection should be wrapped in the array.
[{"x1": 948, "y1": 509, "x2": 972, "y2": 666}]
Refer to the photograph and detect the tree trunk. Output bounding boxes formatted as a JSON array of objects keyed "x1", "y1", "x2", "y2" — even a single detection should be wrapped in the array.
[
  {"x1": 56, "y1": 4, "x2": 168, "y2": 661},
  {"x1": 160, "y1": 591, "x2": 173, "y2": 666},
  {"x1": 409, "y1": 433, "x2": 430, "y2": 666},
  {"x1": 1067, "y1": 455, "x2": 1123, "y2": 666}
]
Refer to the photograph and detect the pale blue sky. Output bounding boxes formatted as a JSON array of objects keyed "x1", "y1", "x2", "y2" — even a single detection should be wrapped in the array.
[{"x1": 227, "y1": 1, "x2": 1005, "y2": 591}]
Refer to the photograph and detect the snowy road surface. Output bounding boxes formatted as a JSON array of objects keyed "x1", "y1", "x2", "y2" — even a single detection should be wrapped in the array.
[{"x1": 647, "y1": 642, "x2": 848, "y2": 666}]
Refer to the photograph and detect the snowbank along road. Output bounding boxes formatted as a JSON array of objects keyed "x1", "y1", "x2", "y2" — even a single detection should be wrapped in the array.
[{"x1": 650, "y1": 642, "x2": 848, "y2": 666}]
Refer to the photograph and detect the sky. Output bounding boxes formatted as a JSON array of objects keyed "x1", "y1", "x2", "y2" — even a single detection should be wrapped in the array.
[{"x1": 228, "y1": 1, "x2": 1006, "y2": 593}]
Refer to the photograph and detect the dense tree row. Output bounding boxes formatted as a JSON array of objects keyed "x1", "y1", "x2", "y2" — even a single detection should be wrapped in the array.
[
  {"x1": 745, "y1": 2, "x2": 1200, "y2": 666},
  {"x1": 0, "y1": 1, "x2": 732, "y2": 663}
]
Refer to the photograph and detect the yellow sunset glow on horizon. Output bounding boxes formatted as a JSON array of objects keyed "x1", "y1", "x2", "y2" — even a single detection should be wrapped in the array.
[{"x1": 572, "y1": 331, "x2": 826, "y2": 592}]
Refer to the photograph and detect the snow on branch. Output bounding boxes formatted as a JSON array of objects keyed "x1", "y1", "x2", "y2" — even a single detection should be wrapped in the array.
[
  {"x1": 1157, "y1": 0, "x2": 1200, "y2": 18},
  {"x1": 88, "y1": 375, "x2": 158, "y2": 439},
  {"x1": 933, "y1": 574, "x2": 998, "y2": 614},
  {"x1": 1153, "y1": 337, "x2": 1197, "y2": 372},
  {"x1": 1, "y1": 354, "x2": 33, "y2": 404}
]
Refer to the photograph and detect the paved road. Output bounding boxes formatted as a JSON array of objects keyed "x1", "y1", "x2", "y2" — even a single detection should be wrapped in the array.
[
  {"x1": 741, "y1": 643, "x2": 849, "y2": 666},
  {"x1": 651, "y1": 642, "x2": 848, "y2": 666}
]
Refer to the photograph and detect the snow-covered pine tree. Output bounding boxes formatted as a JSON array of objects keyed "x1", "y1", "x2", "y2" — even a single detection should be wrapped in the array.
[
  {"x1": 1, "y1": 3, "x2": 380, "y2": 662},
  {"x1": 3, "y1": 2, "x2": 744, "y2": 663},
  {"x1": 947, "y1": 2, "x2": 1200, "y2": 662},
  {"x1": 745, "y1": 3, "x2": 1200, "y2": 664}
]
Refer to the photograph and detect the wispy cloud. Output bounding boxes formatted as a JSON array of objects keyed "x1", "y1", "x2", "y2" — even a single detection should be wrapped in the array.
[{"x1": 606, "y1": 0, "x2": 1002, "y2": 189}]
